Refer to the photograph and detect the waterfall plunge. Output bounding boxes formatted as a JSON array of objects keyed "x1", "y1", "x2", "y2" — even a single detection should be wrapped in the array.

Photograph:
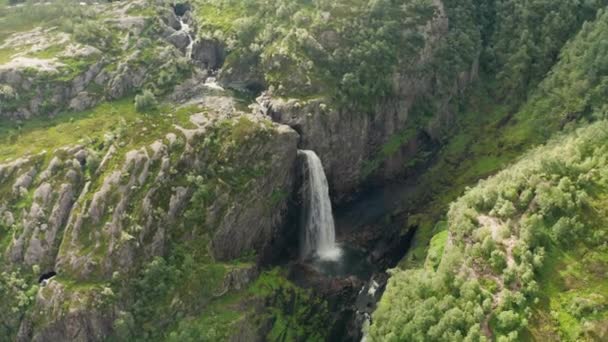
[{"x1": 299, "y1": 150, "x2": 342, "y2": 261}]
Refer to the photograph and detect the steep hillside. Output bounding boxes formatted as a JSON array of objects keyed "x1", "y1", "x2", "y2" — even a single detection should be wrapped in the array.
[
  {"x1": 369, "y1": 120, "x2": 608, "y2": 341},
  {"x1": 370, "y1": 7, "x2": 608, "y2": 342},
  {"x1": 190, "y1": 0, "x2": 485, "y2": 200}
]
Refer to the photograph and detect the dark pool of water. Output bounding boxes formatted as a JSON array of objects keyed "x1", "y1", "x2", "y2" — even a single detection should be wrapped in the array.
[
  {"x1": 303, "y1": 177, "x2": 422, "y2": 280},
  {"x1": 309, "y1": 245, "x2": 375, "y2": 279}
]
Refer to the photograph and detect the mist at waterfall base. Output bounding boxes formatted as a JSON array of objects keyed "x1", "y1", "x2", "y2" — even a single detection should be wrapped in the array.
[{"x1": 299, "y1": 150, "x2": 374, "y2": 279}]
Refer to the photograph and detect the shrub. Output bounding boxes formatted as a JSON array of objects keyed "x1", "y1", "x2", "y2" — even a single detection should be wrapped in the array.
[
  {"x1": 0, "y1": 84, "x2": 16, "y2": 101},
  {"x1": 134, "y1": 90, "x2": 158, "y2": 112},
  {"x1": 490, "y1": 250, "x2": 507, "y2": 271}
]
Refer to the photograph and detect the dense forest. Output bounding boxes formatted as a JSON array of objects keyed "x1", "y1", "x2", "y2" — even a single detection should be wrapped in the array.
[{"x1": 0, "y1": 0, "x2": 607, "y2": 341}]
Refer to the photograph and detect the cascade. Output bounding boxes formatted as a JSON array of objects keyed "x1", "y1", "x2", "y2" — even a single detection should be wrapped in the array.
[
  {"x1": 179, "y1": 17, "x2": 194, "y2": 59},
  {"x1": 299, "y1": 150, "x2": 341, "y2": 261}
]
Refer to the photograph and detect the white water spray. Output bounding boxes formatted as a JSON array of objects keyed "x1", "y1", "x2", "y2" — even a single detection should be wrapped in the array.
[
  {"x1": 204, "y1": 76, "x2": 224, "y2": 90},
  {"x1": 179, "y1": 18, "x2": 194, "y2": 59},
  {"x1": 299, "y1": 150, "x2": 341, "y2": 261}
]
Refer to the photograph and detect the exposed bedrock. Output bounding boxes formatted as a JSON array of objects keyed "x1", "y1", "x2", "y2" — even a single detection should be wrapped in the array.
[{"x1": 264, "y1": 58, "x2": 478, "y2": 203}]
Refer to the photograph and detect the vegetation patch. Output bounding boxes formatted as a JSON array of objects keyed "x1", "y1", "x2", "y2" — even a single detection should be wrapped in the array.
[{"x1": 371, "y1": 121, "x2": 608, "y2": 341}]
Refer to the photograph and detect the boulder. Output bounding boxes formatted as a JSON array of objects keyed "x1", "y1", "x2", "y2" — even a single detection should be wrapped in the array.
[{"x1": 167, "y1": 30, "x2": 191, "y2": 51}]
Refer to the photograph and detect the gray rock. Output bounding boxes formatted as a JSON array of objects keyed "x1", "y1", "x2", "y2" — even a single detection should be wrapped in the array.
[
  {"x1": 88, "y1": 171, "x2": 121, "y2": 224},
  {"x1": 17, "y1": 281, "x2": 115, "y2": 342},
  {"x1": 265, "y1": 53, "x2": 478, "y2": 204},
  {"x1": 191, "y1": 38, "x2": 225, "y2": 70},
  {"x1": 167, "y1": 186, "x2": 189, "y2": 221},
  {"x1": 12, "y1": 168, "x2": 37, "y2": 195},
  {"x1": 167, "y1": 30, "x2": 191, "y2": 51},
  {"x1": 69, "y1": 90, "x2": 93, "y2": 110},
  {"x1": 39, "y1": 157, "x2": 62, "y2": 181},
  {"x1": 161, "y1": 8, "x2": 182, "y2": 30},
  {"x1": 210, "y1": 123, "x2": 299, "y2": 261},
  {"x1": 220, "y1": 265, "x2": 259, "y2": 293},
  {"x1": 107, "y1": 62, "x2": 146, "y2": 99}
]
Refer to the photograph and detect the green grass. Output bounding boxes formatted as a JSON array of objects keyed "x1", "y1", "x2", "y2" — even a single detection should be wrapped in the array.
[
  {"x1": 29, "y1": 44, "x2": 66, "y2": 59},
  {"x1": 0, "y1": 5, "x2": 50, "y2": 43},
  {"x1": 0, "y1": 46, "x2": 16, "y2": 64},
  {"x1": 0, "y1": 1, "x2": 110, "y2": 48},
  {"x1": 195, "y1": 1, "x2": 250, "y2": 34},
  {"x1": 529, "y1": 241, "x2": 608, "y2": 340},
  {"x1": 0, "y1": 98, "x2": 201, "y2": 162},
  {"x1": 424, "y1": 227, "x2": 447, "y2": 270},
  {"x1": 166, "y1": 293, "x2": 245, "y2": 341}
]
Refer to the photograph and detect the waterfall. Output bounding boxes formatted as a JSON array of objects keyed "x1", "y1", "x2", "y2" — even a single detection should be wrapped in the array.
[
  {"x1": 299, "y1": 150, "x2": 342, "y2": 261},
  {"x1": 179, "y1": 18, "x2": 194, "y2": 59}
]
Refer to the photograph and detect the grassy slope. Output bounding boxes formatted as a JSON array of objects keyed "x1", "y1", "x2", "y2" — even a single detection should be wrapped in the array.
[
  {"x1": 192, "y1": 0, "x2": 445, "y2": 102},
  {"x1": 0, "y1": 91, "x2": 330, "y2": 340},
  {"x1": 395, "y1": 81, "x2": 528, "y2": 268},
  {"x1": 0, "y1": 98, "x2": 199, "y2": 162},
  {"x1": 165, "y1": 268, "x2": 331, "y2": 341},
  {"x1": 0, "y1": 0, "x2": 90, "y2": 43}
]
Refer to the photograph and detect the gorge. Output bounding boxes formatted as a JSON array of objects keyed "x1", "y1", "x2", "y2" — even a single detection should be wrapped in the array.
[{"x1": 1, "y1": 0, "x2": 608, "y2": 341}]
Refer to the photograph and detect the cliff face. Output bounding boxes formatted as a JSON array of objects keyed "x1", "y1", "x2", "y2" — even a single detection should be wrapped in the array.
[
  {"x1": 0, "y1": 0, "x2": 201, "y2": 120},
  {"x1": 264, "y1": 63, "x2": 478, "y2": 202},
  {"x1": 259, "y1": 0, "x2": 479, "y2": 201},
  {"x1": 0, "y1": 106, "x2": 298, "y2": 340}
]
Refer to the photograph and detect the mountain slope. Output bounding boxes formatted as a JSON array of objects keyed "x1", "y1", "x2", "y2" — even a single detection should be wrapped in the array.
[
  {"x1": 370, "y1": 120, "x2": 608, "y2": 341},
  {"x1": 370, "y1": 8, "x2": 608, "y2": 341}
]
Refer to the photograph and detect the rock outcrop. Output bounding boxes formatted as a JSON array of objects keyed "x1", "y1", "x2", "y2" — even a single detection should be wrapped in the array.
[
  {"x1": 0, "y1": 1, "x2": 195, "y2": 121},
  {"x1": 191, "y1": 38, "x2": 226, "y2": 70},
  {"x1": 0, "y1": 107, "x2": 299, "y2": 340},
  {"x1": 258, "y1": 0, "x2": 479, "y2": 202},
  {"x1": 264, "y1": 78, "x2": 478, "y2": 204},
  {"x1": 17, "y1": 280, "x2": 115, "y2": 342}
]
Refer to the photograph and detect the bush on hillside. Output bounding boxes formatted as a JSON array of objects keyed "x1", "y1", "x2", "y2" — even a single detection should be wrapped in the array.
[{"x1": 134, "y1": 90, "x2": 157, "y2": 112}]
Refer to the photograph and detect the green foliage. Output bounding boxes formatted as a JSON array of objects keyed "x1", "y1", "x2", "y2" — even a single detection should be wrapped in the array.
[
  {"x1": 477, "y1": 0, "x2": 608, "y2": 102},
  {"x1": 134, "y1": 90, "x2": 158, "y2": 112},
  {"x1": 0, "y1": 0, "x2": 96, "y2": 43},
  {"x1": 0, "y1": 97, "x2": 168, "y2": 161},
  {"x1": 123, "y1": 247, "x2": 230, "y2": 340},
  {"x1": 248, "y1": 269, "x2": 331, "y2": 341},
  {"x1": 369, "y1": 265, "x2": 490, "y2": 341},
  {"x1": 425, "y1": 228, "x2": 448, "y2": 270},
  {"x1": 505, "y1": 8, "x2": 608, "y2": 145},
  {"x1": 371, "y1": 121, "x2": 608, "y2": 340},
  {"x1": 0, "y1": 271, "x2": 38, "y2": 339},
  {"x1": 195, "y1": 0, "x2": 479, "y2": 108},
  {"x1": 72, "y1": 20, "x2": 115, "y2": 49}
]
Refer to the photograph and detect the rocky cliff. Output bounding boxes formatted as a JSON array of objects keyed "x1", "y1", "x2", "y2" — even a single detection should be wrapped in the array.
[
  {"x1": 0, "y1": 102, "x2": 299, "y2": 340},
  {"x1": 262, "y1": 60, "x2": 478, "y2": 202},
  {"x1": 242, "y1": 0, "x2": 479, "y2": 202}
]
